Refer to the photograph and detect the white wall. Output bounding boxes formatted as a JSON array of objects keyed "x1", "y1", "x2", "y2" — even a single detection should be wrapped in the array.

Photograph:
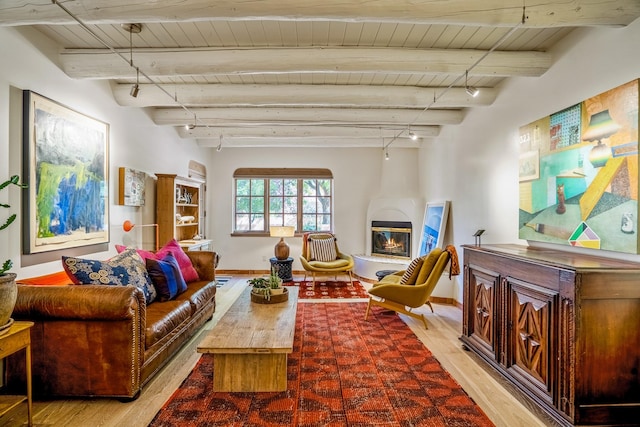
[
  {"x1": 0, "y1": 27, "x2": 212, "y2": 279},
  {"x1": 421, "y1": 20, "x2": 640, "y2": 302}
]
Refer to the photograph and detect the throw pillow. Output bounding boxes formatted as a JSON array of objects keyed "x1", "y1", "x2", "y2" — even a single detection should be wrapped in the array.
[
  {"x1": 155, "y1": 239, "x2": 200, "y2": 283},
  {"x1": 400, "y1": 256, "x2": 424, "y2": 285},
  {"x1": 309, "y1": 237, "x2": 337, "y2": 262},
  {"x1": 146, "y1": 252, "x2": 188, "y2": 301},
  {"x1": 62, "y1": 249, "x2": 157, "y2": 304},
  {"x1": 115, "y1": 244, "x2": 156, "y2": 261}
]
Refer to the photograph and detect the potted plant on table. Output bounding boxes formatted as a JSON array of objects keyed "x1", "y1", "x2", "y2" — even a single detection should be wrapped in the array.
[
  {"x1": 248, "y1": 267, "x2": 287, "y2": 303},
  {"x1": 0, "y1": 175, "x2": 28, "y2": 335}
]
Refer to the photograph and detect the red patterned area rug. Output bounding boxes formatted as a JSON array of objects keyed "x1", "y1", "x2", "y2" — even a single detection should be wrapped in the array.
[
  {"x1": 284, "y1": 280, "x2": 369, "y2": 300},
  {"x1": 150, "y1": 303, "x2": 494, "y2": 427}
]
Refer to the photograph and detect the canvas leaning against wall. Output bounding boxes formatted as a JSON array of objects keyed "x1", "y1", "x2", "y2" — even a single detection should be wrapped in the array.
[
  {"x1": 22, "y1": 91, "x2": 110, "y2": 254},
  {"x1": 519, "y1": 79, "x2": 639, "y2": 254}
]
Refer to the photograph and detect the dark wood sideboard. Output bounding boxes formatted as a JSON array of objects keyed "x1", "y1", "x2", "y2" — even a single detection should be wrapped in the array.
[{"x1": 461, "y1": 244, "x2": 640, "y2": 426}]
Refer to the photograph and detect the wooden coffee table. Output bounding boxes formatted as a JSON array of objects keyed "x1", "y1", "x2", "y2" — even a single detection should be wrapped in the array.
[{"x1": 197, "y1": 286, "x2": 298, "y2": 392}]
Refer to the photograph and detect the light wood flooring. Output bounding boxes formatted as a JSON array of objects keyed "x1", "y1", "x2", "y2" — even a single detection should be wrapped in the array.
[{"x1": 1, "y1": 276, "x2": 557, "y2": 427}]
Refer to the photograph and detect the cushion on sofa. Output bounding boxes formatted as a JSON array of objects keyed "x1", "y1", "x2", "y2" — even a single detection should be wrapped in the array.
[
  {"x1": 116, "y1": 239, "x2": 200, "y2": 283},
  {"x1": 62, "y1": 249, "x2": 157, "y2": 304},
  {"x1": 144, "y1": 299, "x2": 192, "y2": 348},
  {"x1": 146, "y1": 253, "x2": 188, "y2": 301},
  {"x1": 176, "y1": 280, "x2": 217, "y2": 314}
]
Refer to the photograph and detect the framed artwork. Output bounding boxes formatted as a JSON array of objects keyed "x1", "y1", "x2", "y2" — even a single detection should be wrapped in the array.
[
  {"x1": 119, "y1": 167, "x2": 146, "y2": 206},
  {"x1": 418, "y1": 201, "x2": 450, "y2": 257},
  {"x1": 519, "y1": 150, "x2": 540, "y2": 182},
  {"x1": 22, "y1": 91, "x2": 110, "y2": 254},
  {"x1": 518, "y1": 79, "x2": 639, "y2": 254}
]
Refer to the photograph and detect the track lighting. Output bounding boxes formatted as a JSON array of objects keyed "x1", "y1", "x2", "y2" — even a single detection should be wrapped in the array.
[
  {"x1": 130, "y1": 67, "x2": 140, "y2": 98},
  {"x1": 385, "y1": 150, "x2": 390, "y2": 160},
  {"x1": 408, "y1": 126, "x2": 418, "y2": 141},
  {"x1": 465, "y1": 70, "x2": 479, "y2": 98},
  {"x1": 217, "y1": 135, "x2": 223, "y2": 152},
  {"x1": 185, "y1": 113, "x2": 197, "y2": 130}
]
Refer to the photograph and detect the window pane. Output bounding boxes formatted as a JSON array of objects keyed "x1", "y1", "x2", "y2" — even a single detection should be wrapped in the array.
[
  {"x1": 302, "y1": 179, "x2": 316, "y2": 196},
  {"x1": 270, "y1": 214, "x2": 283, "y2": 226},
  {"x1": 302, "y1": 214, "x2": 316, "y2": 231},
  {"x1": 269, "y1": 197, "x2": 283, "y2": 213},
  {"x1": 250, "y1": 214, "x2": 264, "y2": 231},
  {"x1": 236, "y1": 196, "x2": 250, "y2": 213},
  {"x1": 318, "y1": 197, "x2": 331, "y2": 214},
  {"x1": 269, "y1": 179, "x2": 283, "y2": 196},
  {"x1": 251, "y1": 197, "x2": 264, "y2": 213},
  {"x1": 236, "y1": 179, "x2": 250, "y2": 196},
  {"x1": 319, "y1": 214, "x2": 331, "y2": 230},
  {"x1": 250, "y1": 179, "x2": 264, "y2": 196},
  {"x1": 284, "y1": 215, "x2": 297, "y2": 227},
  {"x1": 317, "y1": 179, "x2": 331, "y2": 196},
  {"x1": 303, "y1": 197, "x2": 317, "y2": 213},
  {"x1": 284, "y1": 179, "x2": 297, "y2": 195},
  {"x1": 284, "y1": 196, "x2": 297, "y2": 213},
  {"x1": 236, "y1": 214, "x2": 250, "y2": 231}
]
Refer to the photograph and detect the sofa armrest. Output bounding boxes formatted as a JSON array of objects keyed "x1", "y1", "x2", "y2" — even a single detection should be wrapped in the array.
[
  {"x1": 14, "y1": 284, "x2": 145, "y2": 321},
  {"x1": 186, "y1": 251, "x2": 219, "y2": 282}
]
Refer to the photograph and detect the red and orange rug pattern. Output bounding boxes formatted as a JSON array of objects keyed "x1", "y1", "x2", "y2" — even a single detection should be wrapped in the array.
[
  {"x1": 284, "y1": 280, "x2": 369, "y2": 300},
  {"x1": 150, "y1": 303, "x2": 494, "y2": 427}
]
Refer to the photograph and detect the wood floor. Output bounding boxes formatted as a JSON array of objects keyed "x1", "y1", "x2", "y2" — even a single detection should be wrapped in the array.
[{"x1": 1, "y1": 276, "x2": 557, "y2": 427}]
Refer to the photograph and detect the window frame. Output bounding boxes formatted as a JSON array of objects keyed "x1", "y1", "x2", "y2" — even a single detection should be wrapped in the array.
[{"x1": 232, "y1": 168, "x2": 333, "y2": 236}]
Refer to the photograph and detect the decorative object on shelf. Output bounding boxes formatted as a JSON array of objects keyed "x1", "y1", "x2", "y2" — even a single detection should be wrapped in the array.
[
  {"x1": 23, "y1": 91, "x2": 109, "y2": 254},
  {"x1": 473, "y1": 229, "x2": 485, "y2": 246},
  {"x1": 118, "y1": 167, "x2": 146, "y2": 206},
  {"x1": 0, "y1": 175, "x2": 27, "y2": 331},
  {"x1": 270, "y1": 225, "x2": 295, "y2": 260},
  {"x1": 176, "y1": 214, "x2": 195, "y2": 224},
  {"x1": 123, "y1": 219, "x2": 159, "y2": 251},
  {"x1": 248, "y1": 268, "x2": 287, "y2": 303}
]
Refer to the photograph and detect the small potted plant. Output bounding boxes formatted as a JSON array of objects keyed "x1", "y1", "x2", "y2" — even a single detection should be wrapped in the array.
[{"x1": 248, "y1": 267, "x2": 287, "y2": 303}]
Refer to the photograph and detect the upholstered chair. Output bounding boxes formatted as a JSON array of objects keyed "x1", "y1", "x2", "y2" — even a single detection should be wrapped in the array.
[
  {"x1": 365, "y1": 246, "x2": 457, "y2": 328},
  {"x1": 300, "y1": 232, "x2": 354, "y2": 288}
]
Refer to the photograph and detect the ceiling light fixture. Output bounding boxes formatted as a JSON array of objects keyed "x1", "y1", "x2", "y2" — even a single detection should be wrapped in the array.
[
  {"x1": 465, "y1": 70, "x2": 479, "y2": 98},
  {"x1": 217, "y1": 135, "x2": 223, "y2": 152},
  {"x1": 130, "y1": 67, "x2": 140, "y2": 98},
  {"x1": 185, "y1": 113, "x2": 197, "y2": 130},
  {"x1": 408, "y1": 126, "x2": 418, "y2": 141},
  {"x1": 385, "y1": 150, "x2": 390, "y2": 160}
]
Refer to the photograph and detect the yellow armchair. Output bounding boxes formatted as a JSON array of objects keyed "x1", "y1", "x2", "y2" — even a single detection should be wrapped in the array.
[
  {"x1": 300, "y1": 232, "x2": 354, "y2": 288},
  {"x1": 364, "y1": 246, "x2": 456, "y2": 328}
]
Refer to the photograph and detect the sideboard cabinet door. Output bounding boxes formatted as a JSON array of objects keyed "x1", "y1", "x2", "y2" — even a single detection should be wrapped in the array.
[{"x1": 464, "y1": 265, "x2": 499, "y2": 363}]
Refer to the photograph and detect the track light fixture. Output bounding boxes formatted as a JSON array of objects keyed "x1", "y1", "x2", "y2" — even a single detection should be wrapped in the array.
[
  {"x1": 130, "y1": 67, "x2": 140, "y2": 98},
  {"x1": 465, "y1": 70, "x2": 479, "y2": 98},
  {"x1": 217, "y1": 135, "x2": 223, "y2": 152},
  {"x1": 185, "y1": 113, "x2": 197, "y2": 130},
  {"x1": 385, "y1": 150, "x2": 390, "y2": 160},
  {"x1": 408, "y1": 126, "x2": 418, "y2": 141}
]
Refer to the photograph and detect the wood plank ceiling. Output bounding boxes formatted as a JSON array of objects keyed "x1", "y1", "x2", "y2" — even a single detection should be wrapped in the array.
[{"x1": 2, "y1": 1, "x2": 639, "y2": 148}]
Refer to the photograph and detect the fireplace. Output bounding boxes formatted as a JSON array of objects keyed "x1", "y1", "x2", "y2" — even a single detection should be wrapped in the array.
[{"x1": 371, "y1": 221, "x2": 412, "y2": 259}]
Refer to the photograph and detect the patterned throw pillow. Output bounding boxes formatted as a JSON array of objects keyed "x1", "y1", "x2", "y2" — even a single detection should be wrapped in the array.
[
  {"x1": 62, "y1": 249, "x2": 157, "y2": 304},
  {"x1": 146, "y1": 252, "x2": 188, "y2": 301},
  {"x1": 400, "y1": 256, "x2": 425, "y2": 285},
  {"x1": 309, "y1": 237, "x2": 337, "y2": 262}
]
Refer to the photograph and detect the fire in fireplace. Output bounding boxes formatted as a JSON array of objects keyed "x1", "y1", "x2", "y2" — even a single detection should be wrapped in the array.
[{"x1": 371, "y1": 221, "x2": 412, "y2": 259}]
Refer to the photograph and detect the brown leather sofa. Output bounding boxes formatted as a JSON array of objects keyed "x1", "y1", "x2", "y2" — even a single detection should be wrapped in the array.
[{"x1": 5, "y1": 251, "x2": 218, "y2": 400}]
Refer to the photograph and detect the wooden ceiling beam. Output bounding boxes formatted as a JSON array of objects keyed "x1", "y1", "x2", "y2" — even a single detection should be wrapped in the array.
[
  {"x1": 2, "y1": 0, "x2": 638, "y2": 27},
  {"x1": 63, "y1": 47, "x2": 551, "y2": 79},
  {"x1": 178, "y1": 124, "x2": 439, "y2": 139},
  {"x1": 114, "y1": 84, "x2": 497, "y2": 108},
  {"x1": 151, "y1": 107, "x2": 464, "y2": 126},
  {"x1": 198, "y1": 137, "x2": 422, "y2": 149}
]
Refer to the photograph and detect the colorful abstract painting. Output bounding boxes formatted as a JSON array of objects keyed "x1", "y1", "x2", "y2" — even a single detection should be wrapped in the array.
[
  {"x1": 418, "y1": 201, "x2": 450, "y2": 256},
  {"x1": 23, "y1": 91, "x2": 109, "y2": 254},
  {"x1": 519, "y1": 79, "x2": 639, "y2": 254}
]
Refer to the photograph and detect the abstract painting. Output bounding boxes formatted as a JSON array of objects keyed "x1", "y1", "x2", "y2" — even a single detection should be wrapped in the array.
[
  {"x1": 119, "y1": 167, "x2": 146, "y2": 206},
  {"x1": 22, "y1": 91, "x2": 109, "y2": 254},
  {"x1": 418, "y1": 201, "x2": 450, "y2": 257},
  {"x1": 519, "y1": 79, "x2": 639, "y2": 253}
]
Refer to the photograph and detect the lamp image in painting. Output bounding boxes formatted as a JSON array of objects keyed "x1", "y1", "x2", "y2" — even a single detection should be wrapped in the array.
[
  {"x1": 519, "y1": 79, "x2": 639, "y2": 254},
  {"x1": 23, "y1": 91, "x2": 109, "y2": 254}
]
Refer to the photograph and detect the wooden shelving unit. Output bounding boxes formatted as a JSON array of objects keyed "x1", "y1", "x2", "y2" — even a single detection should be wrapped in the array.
[{"x1": 156, "y1": 173, "x2": 211, "y2": 250}]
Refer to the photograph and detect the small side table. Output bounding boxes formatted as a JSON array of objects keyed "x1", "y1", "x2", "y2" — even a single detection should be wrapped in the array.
[
  {"x1": 0, "y1": 321, "x2": 34, "y2": 427},
  {"x1": 270, "y1": 257, "x2": 294, "y2": 282}
]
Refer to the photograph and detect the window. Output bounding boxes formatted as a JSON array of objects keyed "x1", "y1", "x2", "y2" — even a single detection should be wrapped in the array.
[{"x1": 233, "y1": 168, "x2": 333, "y2": 234}]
